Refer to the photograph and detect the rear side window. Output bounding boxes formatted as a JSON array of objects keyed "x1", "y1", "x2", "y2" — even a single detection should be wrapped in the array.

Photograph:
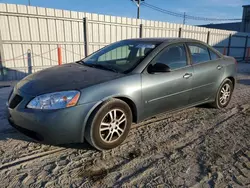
[
  {"x1": 209, "y1": 49, "x2": 220, "y2": 60},
  {"x1": 188, "y1": 44, "x2": 210, "y2": 64},
  {"x1": 153, "y1": 44, "x2": 187, "y2": 70}
]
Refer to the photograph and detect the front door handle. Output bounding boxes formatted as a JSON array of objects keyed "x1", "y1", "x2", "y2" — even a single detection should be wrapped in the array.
[
  {"x1": 183, "y1": 73, "x2": 192, "y2": 79},
  {"x1": 217, "y1": 65, "x2": 223, "y2": 70}
]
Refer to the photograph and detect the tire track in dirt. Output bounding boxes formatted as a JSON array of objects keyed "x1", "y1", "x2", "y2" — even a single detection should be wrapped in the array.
[{"x1": 0, "y1": 148, "x2": 68, "y2": 171}]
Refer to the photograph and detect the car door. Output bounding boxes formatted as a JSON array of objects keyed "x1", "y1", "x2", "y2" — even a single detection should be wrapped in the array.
[
  {"x1": 187, "y1": 43, "x2": 224, "y2": 104},
  {"x1": 141, "y1": 43, "x2": 194, "y2": 119}
]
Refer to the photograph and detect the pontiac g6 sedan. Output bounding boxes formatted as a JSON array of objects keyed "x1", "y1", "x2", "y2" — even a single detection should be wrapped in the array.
[{"x1": 7, "y1": 38, "x2": 237, "y2": 150}]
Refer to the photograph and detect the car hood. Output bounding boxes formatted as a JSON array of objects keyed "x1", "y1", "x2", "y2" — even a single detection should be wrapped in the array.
[{"x1": 16, "y1": 63, "x2": 124, "y2": 96}]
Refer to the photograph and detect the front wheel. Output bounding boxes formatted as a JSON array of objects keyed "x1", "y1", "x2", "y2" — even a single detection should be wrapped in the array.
[
  {"x1": 85, "y1": 99, "x2": 132, "y2": 150},
  {"x1": 211, "y1": 79, "x2": 234, "y2": 109}
]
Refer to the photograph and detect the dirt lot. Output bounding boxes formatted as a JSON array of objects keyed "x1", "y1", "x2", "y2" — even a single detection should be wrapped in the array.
[{"x1": 0, "y1": 63, "x2": 250, "y2": 188}]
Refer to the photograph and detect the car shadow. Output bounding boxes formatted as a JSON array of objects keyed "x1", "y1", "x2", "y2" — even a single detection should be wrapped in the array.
[
  {"x1": 196, "y1": 103, "x2": 214, "y2": 109},
  {"x1": 0, "y1": 127, "x2": 95, "y2": 151}
]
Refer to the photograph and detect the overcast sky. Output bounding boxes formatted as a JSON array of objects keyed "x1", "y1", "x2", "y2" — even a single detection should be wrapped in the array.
[{"x1": 1, "y1": 0, "x2": 250, "y2": 25}]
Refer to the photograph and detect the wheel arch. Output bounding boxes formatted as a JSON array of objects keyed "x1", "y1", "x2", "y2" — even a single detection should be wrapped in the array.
[
  {"x1": 114, "y1": 96, "x2": 138, "y2": 123},
  {"x1": 81, "y1": 96, "x2": 138, "y2": 142},
  {"x1": 227, "y1": 76, "x2": 236, "y2": 88}
]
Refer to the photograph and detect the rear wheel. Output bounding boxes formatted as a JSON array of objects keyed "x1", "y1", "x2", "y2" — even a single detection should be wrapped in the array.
[
  {"x1": 85, "y1": 99, "x2": 132, "y2": 150},
  {"x1": 211, "y1": 79, "x2": 233, "y2": 109}
]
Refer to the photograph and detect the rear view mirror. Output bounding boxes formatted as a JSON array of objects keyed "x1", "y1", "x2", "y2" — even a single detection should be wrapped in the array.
[{"x1": 148, "y1": 63, "x2": 171, "y2": 73}]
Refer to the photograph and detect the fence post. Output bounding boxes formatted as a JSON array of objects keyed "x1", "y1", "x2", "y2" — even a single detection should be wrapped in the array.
[
  {"x1": 207, "y1": 31, "x2": 210, "y2": 44},
  {"x1": 0, "y1": 32, "x2": 5, "y2": 80},
  {"x1": 139, "y1": 24, "x2": 143, "y2": 38},
  {"x1": 227, "y1": 34, "x2": 232, "y2": 56},
  {"x1": 57, "y1": 45, "x2": 62, "y2": 65},
  {"x1": 0, "y1": 55, "x2": 4, "y2": 81},
  {"x1": 0, "y1": 55, "x2": 2, "y2": 80},
  {"x1": 83, "y1": 17, "x2": 89, "y2": 57},
  {"x1": 27, "y1": 49, "x2": 32, "y2": 74},
  {"x1": 243, "y1": 35, "x2": 248, "y2": 61},
  {"x1": 246, "y1": 48, "x2": 250, "y2": 63},
  {"x1": 178, "y1": 28, "x2": 182, "y2": 38}
]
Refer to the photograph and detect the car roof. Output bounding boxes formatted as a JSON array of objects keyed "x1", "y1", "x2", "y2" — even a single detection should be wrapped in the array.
[{"x1": 124, "y1": 37, "x2": 202, "y2": 44}]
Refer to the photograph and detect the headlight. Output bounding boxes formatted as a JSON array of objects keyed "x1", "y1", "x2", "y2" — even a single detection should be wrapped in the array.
[{"x1": 27, "y1": 90, "x2": 80, "y2": 110}]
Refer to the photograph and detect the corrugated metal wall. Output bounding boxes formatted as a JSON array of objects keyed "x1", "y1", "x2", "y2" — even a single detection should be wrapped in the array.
[{"x1": 0, "y1": 3, "x2": 249, "y2": 80}]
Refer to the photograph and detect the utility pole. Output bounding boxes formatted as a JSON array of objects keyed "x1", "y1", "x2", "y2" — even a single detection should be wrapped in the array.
[
  {"x1": 137, "y1": 0, "x2": 140, "y2": 19},
  {"x1": 132, "y1": 0, "x2": 144, "y2": 19},
  {"x1": 28, "y1": 0, "x2": 31, "y2": 6},
  {"x1": 183, "y1": 12, "x2": 186, "y2": 25}
]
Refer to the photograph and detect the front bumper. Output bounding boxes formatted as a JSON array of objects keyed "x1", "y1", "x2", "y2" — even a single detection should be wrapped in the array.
[{"x1": 6, "y1": 88, "x2": 97, "y2": 145}]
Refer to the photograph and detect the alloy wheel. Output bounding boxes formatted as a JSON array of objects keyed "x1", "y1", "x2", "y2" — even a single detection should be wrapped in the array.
[
  {"x1": 219, "y1": 83, "x2": 231, "y2": 106},
  {"x1": 99, "y1": 109, "x2": 127, "y2": 143}
]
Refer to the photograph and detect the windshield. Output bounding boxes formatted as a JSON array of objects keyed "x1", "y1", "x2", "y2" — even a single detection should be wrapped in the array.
[{"x1": 82, "y1": 40, "x2": 160, "y2": 73}]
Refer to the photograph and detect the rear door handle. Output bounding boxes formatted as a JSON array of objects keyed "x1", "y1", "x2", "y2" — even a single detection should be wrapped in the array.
[
  {"x1": 183, "y1": 73, "x2": 192, "y2": 79},
  {"x1": 217, "y1": 65, "x2": 223, "y2": 70}
]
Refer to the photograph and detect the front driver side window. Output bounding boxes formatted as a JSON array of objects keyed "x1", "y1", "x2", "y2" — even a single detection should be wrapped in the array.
[{"x1": 153, "y1": 44, "x2": 187, "y2": 70}]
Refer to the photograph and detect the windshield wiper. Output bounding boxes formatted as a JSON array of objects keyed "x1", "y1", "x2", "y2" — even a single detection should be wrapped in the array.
[
  {"x1": 76, "y1": 60, "x2": 119, "y2": 73},
  {"x1": 87, "y1": 63, "x2": 119, "y2": 73},
  {"x1": 76, "y1": 59, "x2": 85, "y2": 64}
]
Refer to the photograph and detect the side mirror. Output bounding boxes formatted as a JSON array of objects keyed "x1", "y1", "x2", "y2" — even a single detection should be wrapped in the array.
[{"x1": 148, "y1": 63, "x2": 171, "y2": 73}]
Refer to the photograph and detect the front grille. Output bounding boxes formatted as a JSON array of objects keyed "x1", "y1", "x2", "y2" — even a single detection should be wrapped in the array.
[{"x1": 9, "y1": 94, "x2": 23, "y2": 109}]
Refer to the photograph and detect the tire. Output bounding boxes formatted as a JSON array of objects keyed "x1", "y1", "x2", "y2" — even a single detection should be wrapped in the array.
[
  {"x1": 85, "y1": 99, "x2": 132, "y2": 150},
  {"x1": 210, "y1": 79, "x2": 234, "y2": 109}
]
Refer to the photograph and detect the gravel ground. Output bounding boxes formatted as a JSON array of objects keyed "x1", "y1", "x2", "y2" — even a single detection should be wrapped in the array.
[{"x1": 0, "y1": 63, "x2": 250, "y2": 188}]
